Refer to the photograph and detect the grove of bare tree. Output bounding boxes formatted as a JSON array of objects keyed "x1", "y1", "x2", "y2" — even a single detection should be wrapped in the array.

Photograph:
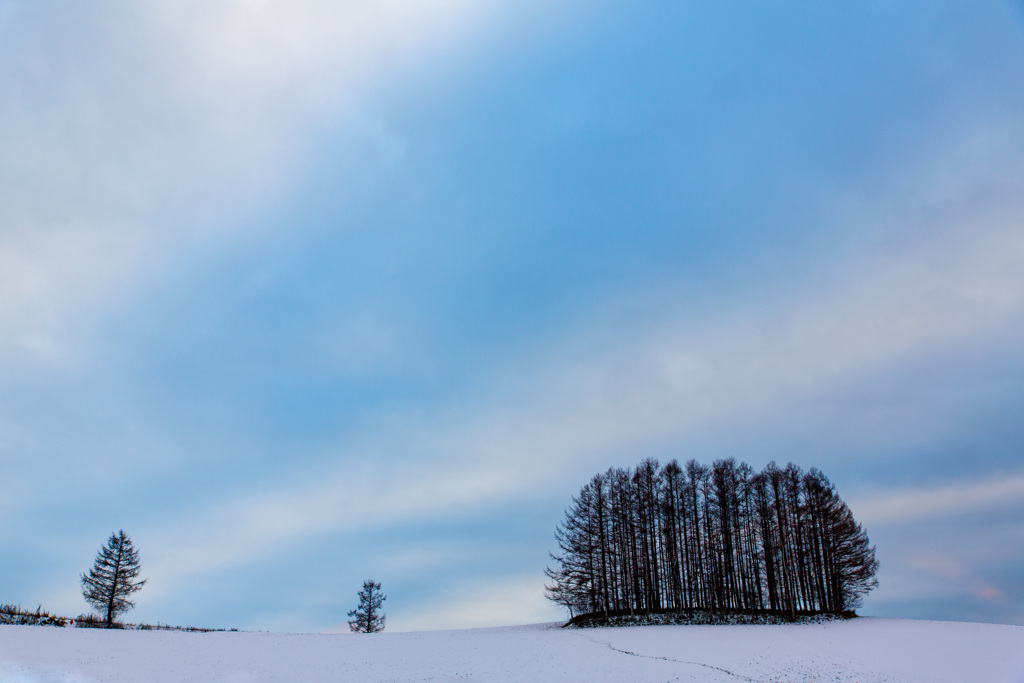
[{"x1": 545, "y1": 459, "x2": 878, "y2": 620}]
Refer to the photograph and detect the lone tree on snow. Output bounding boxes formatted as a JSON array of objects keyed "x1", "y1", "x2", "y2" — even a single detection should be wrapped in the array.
[
  {"x1": 81, "y1": 530, "x2": 147, "y2": 626},
  {"x1": 348, "y1": 580, "x2": 386, "y2": 633}
]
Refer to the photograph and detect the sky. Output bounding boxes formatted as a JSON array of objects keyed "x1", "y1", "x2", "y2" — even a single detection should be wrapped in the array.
[{"x1": 1, "y1": 0, "x2": 1023, "y2": 633}]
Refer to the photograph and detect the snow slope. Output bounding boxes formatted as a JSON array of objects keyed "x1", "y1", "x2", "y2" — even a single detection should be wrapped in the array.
[{"x1": 2, "y1": 618, "x2": 1023, "y2": 682}]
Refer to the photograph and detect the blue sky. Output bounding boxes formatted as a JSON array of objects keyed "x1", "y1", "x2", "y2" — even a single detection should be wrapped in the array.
[{"x1": 2, "y1": 0, "x2": 1024, "y2": 631}]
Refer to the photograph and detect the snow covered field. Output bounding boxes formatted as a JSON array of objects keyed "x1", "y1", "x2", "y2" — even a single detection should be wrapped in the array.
[{"x1": 2, "y1": 618, "x2": 1023, "y2": 682}]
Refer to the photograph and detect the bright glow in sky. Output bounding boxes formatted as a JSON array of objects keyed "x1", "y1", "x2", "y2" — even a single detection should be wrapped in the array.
[{"x1": 2, "y1": 0, "x2": 1024, "y2": 632}]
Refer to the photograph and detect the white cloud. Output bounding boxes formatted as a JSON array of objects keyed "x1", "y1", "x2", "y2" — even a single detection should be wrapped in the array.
[
  {"x1": 134, "y1": 146, "x2": 1024, "y2": 599},
  {"x1": 9, "y1": 1, "x2": 1024, "y2": 630},
  {"x1": 382, "y1": 575, "x2": 561, "y2": 632},
  {"x1": 140, "y1": 445, "x2": 533, "y2": 599},
  {"x1": 0, "y1": 1, "x2": 518, "y2": 363},
  {"x1": 850, "y1": 474, "x2": 1024, "y2": 526},
  {"x1": 0, "y1": 0, "x2": 534, "y2": 513}
]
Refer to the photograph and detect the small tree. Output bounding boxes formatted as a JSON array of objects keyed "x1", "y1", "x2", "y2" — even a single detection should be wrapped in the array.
[
  {"x1": 347, "y1": 580, "x2": 386, "y2": 633},
  {"x1": 81, "y1": 530, "x2": 147, "y2": 626}
]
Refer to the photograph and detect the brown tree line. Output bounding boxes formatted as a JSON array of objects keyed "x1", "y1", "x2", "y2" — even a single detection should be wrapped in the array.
[{"x1": 545, "y1": 459, "x2": 878, "y2": 619}]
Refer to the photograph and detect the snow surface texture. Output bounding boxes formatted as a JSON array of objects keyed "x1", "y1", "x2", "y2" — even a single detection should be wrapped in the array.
[{"x1": 2, "y1": 618, "x2": 1023, "y2": 682}]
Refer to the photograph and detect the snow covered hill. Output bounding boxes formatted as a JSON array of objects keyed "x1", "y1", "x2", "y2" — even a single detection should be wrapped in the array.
[{"x1": 2, "y1": 618, "x2": 1023, "y2": 682}]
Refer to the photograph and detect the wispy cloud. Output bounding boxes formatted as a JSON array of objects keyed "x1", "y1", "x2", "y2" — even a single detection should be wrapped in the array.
[
  {"x1": 0, "y1": 0, "x2": 535, "y2": 522},
  {"x1": 851, "y1": 474, "x2": 1024, "y2": 526},
  {"x1": 903, "y1": 555, "x2": 1006, "y2": 601},
  {"x1": 0, "y1": 1, "x2": 518, "y2": 361},
  {"x1": 7, "y1": 1, "x2": 1024, "y2": 630},
  {"x1": 135, "y1": 132, "x2": 1024, "y2": 599},
  {"x1": 868, "y1": 552, "x2": 1011, "y2": 610},
  {"x1": 386, "y1": 574, "x2": 557, "y2": 632}
]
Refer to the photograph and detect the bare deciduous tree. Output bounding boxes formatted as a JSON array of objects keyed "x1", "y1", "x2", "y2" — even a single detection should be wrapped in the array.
[
  {"x1": 81, "y1": 530, "x2": 147, "y2": 626},
  {"x1": 348, "y1": 580, "x2": 386, "y2": 633}
]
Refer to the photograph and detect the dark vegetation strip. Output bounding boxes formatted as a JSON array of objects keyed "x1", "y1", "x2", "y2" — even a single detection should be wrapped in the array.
[
  {"x1": 0, "y1": 604, "x2": 235, "y2": 632},
  {"x1": 566, "y1": 606, "x2": 855, "y2": 628}
]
